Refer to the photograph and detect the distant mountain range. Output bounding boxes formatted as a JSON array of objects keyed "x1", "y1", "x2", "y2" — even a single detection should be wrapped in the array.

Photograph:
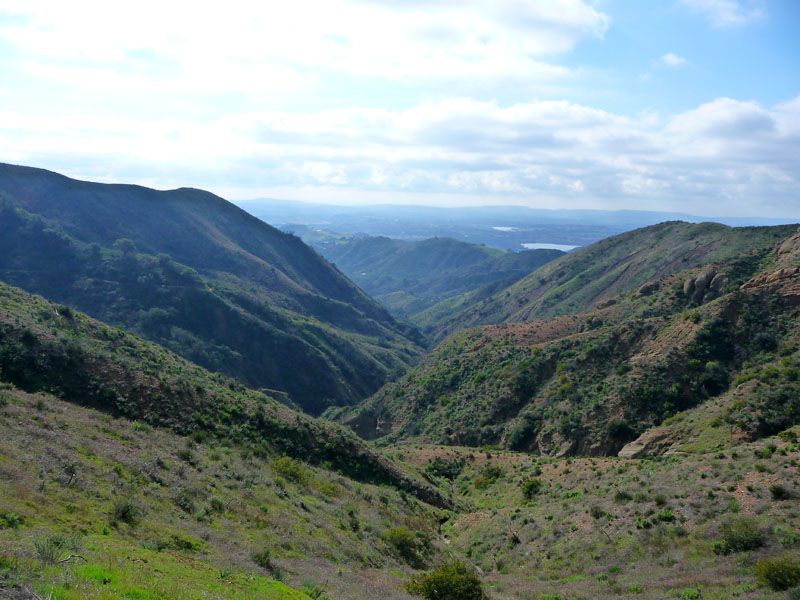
[
  {"x1": 238, "y1": 197, "x2": 798, "y2": 251},
  {"x1": 0, "y1": 163, "x2": 424, "y2": 414}
]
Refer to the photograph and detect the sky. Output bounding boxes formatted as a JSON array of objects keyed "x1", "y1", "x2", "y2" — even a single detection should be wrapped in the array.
[{"x1": 0, "y1": 0, "x2": 798, "y2": 217}]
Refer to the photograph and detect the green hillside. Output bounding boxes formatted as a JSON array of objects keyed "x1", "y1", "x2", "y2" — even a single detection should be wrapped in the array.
[
  {"x1": 299, "y1": 234, "x2": 563, "y2": 330},
  {"x1": 339, "y1": 225, "x2": 800, "y2": 456},
  {"x1": 2, "y1": 272, "x2": 800, "y2": 599},
  {"x1": 0, "y1": 281, "x2": 443, "y2": 504},
  {"x1": 436, "y1": 221, "x2": 798, "y2": 339},
  {"x1": 0, "y1": 389, "x2": 450, "y2": 600},
  {"x1": 0, "y1": 163, "x2": 425, "y2": 413}
]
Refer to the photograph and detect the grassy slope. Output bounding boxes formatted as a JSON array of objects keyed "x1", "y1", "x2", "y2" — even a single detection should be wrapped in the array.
[
  {"x1": 436, "y1": 221, "x2": 798, "y2": 339},
  {"x1": 0, "y1": 163, "x2": 424, "y2": 413},
  {"x1": 340, "y1": 226, "x2": 800, "y2": 456},
  {"x1": 3, "y1": 386, "x2": 798, "y2": 600},
  {"x1": 0, "y1": 281, "x2": 444, "y2": 506},
  {"x1": 318, "y1": 236, "x2": 562, "y2": 326},
  {"x1": 0, "y1": 386, "x2": 444, "y2": 600},
  {"x1": 394, "y1": 436, "x2": 800, "y2": 599}
]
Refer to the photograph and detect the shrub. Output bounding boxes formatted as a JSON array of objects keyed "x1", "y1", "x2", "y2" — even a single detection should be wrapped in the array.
[
  {"x1": 474, "y1": 465, "x2": 503, "y2": 490},
  {"x1": 521, "y1": 478, "x2": 543, "y2": 500},
  {"x1": 607, "y1": 420, "x2": 636, "y2": 442},
  {"x1": 771, "y1": 484, "x2": 792, "y2": 501},
  {"x1": 385, "y1": 527, "x2": 419, "y2": 564},
  {"x1": 714, "y1": 517, "x2": 765, "y2": 554},
  {"x1": 426, "y1": 457, "x2": 463, "y2": 480},
  {"x1": 405, "y1": 561, "x2": 487, "y2": 600},
  {"x1": 0, "y1": 512, "x2": 23, "y2": 529},
  {"x1": 614, "y1": 491, "x2": 632, "y2": 503},
  {"x1": 173, "y1": 488, "x2": 195, "y2": 513},
  {"x1": 251, "y1": 548, "x2": 272, "y2": 570},
  {"x1": 176, "y1": 447, "x2": 195, "y2": 465},
  {"x1": 111, "y1": 497, "x2": 140, "y2": 525},
  {"x1": 272, "y1": 456, "x2": 307, "y2": 484},
  {"x1": 33, "y1": 534, "x2": 81, "y2": 564},
  {"x1": 656, "y1": 510, "x2": 676, "y2": 523},
  {"x1": 590, "y1": 506, "x2": 605, "y2": 519},
  {"x1": 208, "y1": 496, "x2": 226, "y2": 513},
  {"x1": 754, "y1": 554, "x2": 800, "y2": 591}
]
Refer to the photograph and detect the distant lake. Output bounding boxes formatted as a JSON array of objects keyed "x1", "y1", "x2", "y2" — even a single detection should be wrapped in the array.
[{"x1": 521, "y1": 243, "x2": 579, "y2": 251}]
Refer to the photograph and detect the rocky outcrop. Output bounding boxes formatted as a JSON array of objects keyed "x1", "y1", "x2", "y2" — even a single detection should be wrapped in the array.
[
  {"x1": 777, "y1": 227, "x2": 800, "y2": 266},
  {"x1": 741, "y1": 266, "x2": 800, "y2": 290},
  {"x1": 683, "y1": 268, "x2": 728, "y2": 304},
  {"x1": 741, "y1": 266, "x2": 800, "y2": 305},
  {"x1": 596, "y1": 298, "x2": 617, "y2": 309},
  {"x1": 343, "y1": 410, "x2": 388, "y2": 441},
  {"x1": 618, "y1": 427, "x2": 681, "y2": 459},
  {"x1": 637, "y1": 281, "x2": 659, "y2": 296}
]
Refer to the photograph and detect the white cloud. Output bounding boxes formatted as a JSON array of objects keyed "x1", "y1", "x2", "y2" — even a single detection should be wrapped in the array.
[
  {"x1": 660, "y1": 53, "x2": 687, "y2": 67},
  {"x1": 0, "y1": 0, "x2": 608, "y2": 95},
  {"x1": 677, "y1": 0, "x2": 764, "y2": 27},
  {"x1": 2, "y1": 95, "x2": 797, "y2": 216}
]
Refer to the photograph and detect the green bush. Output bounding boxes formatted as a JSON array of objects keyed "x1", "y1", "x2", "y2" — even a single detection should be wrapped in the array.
[
  {"x1": 656, "y1": 510, "x2": 675, "y2": 523},
  {"x1": 714, "y1": 517, "x2": 765, "y2": 554},
  {"x1": 771, "y1": 484, "x2": 792, "y2": 501},
  {"x1": 614, "y1": 490, "x2": 632, "y2": 503},
  {"x1": 425, "y1": 457, "x2": 463, "y2": 480},
  {"x1": 474, "y1": 465, "x2": 503, "y2": 490},
  {"x1": 754, "y1": 554, "x2": 800, "y2": 591},
  {"x1": 272, "y1": 456, "x2": 307, "y2": 484},
  {"x1": 521, "y1": 478, "x2": 543, "y2": 500},
  {"x1": 405, "y1": 561, "x2": 487, "y2": 600},
  {"x1": 251, "y1": 548, "x2": 272, "y2": 570},
  {"x1": 385, "y1": 527, "x2": 419, "y2": 563},
  {"x1": 0, "y1": 512, "x2": 23, "y2": 529},
  {"x1": 33, "y1": 534, "x2": 81, "y2": 564},
  {"x1": 208, "y1": 496, "x2": 226, "y2": 513},
  {"x1": 112, "y1": 497, "x2": 140, "y2": 525}
]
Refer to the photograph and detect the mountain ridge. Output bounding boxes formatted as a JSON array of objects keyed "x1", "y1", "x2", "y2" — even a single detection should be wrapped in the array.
[{"x1": 0, "y1": 162, "x2": 425, "y2": 413}]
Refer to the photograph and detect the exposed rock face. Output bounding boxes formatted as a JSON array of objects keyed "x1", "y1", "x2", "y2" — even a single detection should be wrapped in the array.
[
  {"x1": 343, "y1": 411, "x2": 385, "y2": 441},
  {"x1": 596, "y1": 298, "x2": 617, "y2": 309},
  {"x1": 741, "y1": 266, "x2": 800, "y2": 290},
  {"x1": 637, "y1": 281, "x2": 659, "y2": 296},
  {"x1": 741, "y1": 266, "x2": 800, "y2": 305},
  {"x1": 777, "y1": 227, "x2": 800, "y2": 266},
  {"x1": 618, "y1": 428, "x2": 681, "y2": 459},
  {"x1": 682, "y1": 268, "x2": 729, "y2": 304}
]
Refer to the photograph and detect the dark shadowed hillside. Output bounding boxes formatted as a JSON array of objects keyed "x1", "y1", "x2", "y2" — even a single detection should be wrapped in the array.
[{"x1": 0, "y1": 163, "x2": 425, "y2": 413}]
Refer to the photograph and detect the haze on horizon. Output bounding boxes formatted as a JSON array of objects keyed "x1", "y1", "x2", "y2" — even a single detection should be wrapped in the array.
[{"x1": 0, "y1": 0, "x2": 798, "y2": 217}]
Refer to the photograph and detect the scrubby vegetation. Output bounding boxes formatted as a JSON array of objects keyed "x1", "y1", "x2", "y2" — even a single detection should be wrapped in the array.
[
  {"x1": 344, "y1": 225, "x2": 800, "y2": 456},
  {"x1": 0, "y1": 163, "x2": 424, "y2": 413},
  {"x1": 2, "y1": 164, "x2": 800, "y2": 599}
]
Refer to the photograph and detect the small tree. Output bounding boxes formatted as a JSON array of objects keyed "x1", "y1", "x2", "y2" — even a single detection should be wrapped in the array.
[{"x1": 406, "y1": 561, "x2": 487, "y2": 600}]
